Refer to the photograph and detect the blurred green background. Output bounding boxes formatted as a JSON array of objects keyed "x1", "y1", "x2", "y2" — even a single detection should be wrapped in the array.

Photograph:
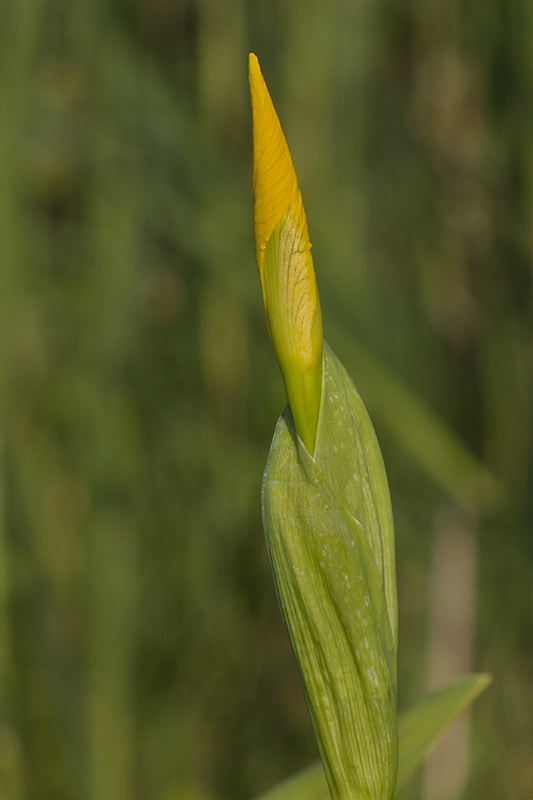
[{"x1": 0, "y1": 1, "x2": 531, "y2": 799}]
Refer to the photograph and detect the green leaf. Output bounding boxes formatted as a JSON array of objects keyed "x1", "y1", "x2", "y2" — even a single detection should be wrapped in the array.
[
  {"x1": 252, "y1": 674, "x2": 491, "y2": 800},
  {"x1": 396, "y1": 672, "x2": 492, "y2": 788},
  {"x1": 253, "y1": 762, "x2": 327, "y2": 800},
  {"x1": 262, "y1": 342, "x2": 397, "y2": 800}
]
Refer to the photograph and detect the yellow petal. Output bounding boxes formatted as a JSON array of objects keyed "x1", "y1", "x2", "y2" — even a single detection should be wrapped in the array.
[
  {"x1": 250, "y1": 56, "x2": 315, "y2": 291},
  {"x1": 249, "y1": 53, "x2": 300, "y2": 291},
  {"x1": 249, "y1": 54, "x2": 323, "y2": 453}
]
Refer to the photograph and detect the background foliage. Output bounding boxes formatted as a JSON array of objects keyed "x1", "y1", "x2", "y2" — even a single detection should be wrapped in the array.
[{"x1": 0, "y1": 1, "x2": 531, "y2": 799}]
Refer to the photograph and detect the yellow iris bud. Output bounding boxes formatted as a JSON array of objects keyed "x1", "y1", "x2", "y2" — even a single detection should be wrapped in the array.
[
  {"x1": 250, "y1": 53, "x2": 489, "y2": 800},
  {"x1": 249, "y1": 53, "x2": 323, "y2": 454}
]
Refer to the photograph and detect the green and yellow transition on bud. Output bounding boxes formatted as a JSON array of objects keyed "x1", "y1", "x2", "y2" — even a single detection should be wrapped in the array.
[
  {"x1": 250, "y1": 54, "x2": 398, "y2": 800},
  {"x1": 249, "y1": 53, "x2": 323, "y2": 454}
]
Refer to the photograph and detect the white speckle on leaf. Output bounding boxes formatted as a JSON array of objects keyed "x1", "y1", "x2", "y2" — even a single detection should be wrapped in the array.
[
  {"x1": 363, "y1": 617, "x2": 368, "y2": 627},
  {"x1": 364, "y1": 637, "x2": 369, "y2": 649},
  {"x1": 356, "y1": 649, "x2": 360, "y2": 659},
  {"x1": 364, "y1": 596, "x2": 370, "y2": 607},
  {"x1": 367, "y1": 667, "x2": 379, "y2": 687}
]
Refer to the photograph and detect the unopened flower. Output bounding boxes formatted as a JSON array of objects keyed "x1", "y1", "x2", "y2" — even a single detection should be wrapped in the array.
[
  {"x1": 249, "y1": 53, "x2": 323, "y2": 454},
  {"x1": 250, "y1": 54, "x2": 398, "y2": 800}
]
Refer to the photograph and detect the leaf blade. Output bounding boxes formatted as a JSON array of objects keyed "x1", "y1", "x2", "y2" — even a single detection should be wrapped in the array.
[
  {"x1": 396, "y1": 672, "x2": 492, "y2": 788},
  {"x1": 252, "y1": 673, "x2": 491, "y2": 800},
  {"x1": 262, "y1": 343, "x2": 398, "y2": 800}
]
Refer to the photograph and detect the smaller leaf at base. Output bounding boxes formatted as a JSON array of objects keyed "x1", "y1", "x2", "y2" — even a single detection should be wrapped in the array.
[
  {"x1": 396, "y1": 672, "x2": 492, "y2": 788},
  {"x1": 252, "y1": 673, "x2": 492, "y2": 800}
]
